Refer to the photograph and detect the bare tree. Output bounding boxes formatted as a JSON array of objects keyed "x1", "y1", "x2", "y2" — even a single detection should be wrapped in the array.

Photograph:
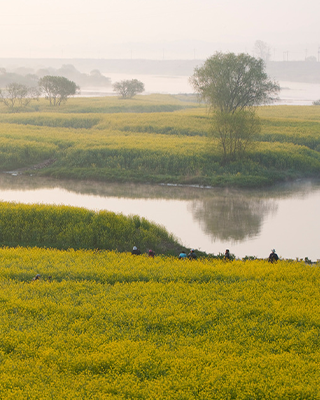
[
  {"x1": 0, "y1": 82, "x2": 39, "y2": 112},
  {"x1": 253, "y1": 40, "x2": 271, "y2": 63}
]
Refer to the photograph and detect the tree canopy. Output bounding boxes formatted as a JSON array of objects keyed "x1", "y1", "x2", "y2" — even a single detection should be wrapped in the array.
[
  {"x1": 113, "y1": 79, "x2": 145, "y2": 98},
  {"x1": 190, "y1": 52, "x2": 280, "y2": 161},
  {"x1": 38, "y1": 76, "x2": 79, "y2": 106},
  {"x1": 190, "y1": 52, "x2": 280, "y2": 114}
]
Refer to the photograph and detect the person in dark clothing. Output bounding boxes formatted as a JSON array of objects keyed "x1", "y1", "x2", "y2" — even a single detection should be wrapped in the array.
[
  {"x1": 132, "y1": 246, "x2": 141, "y2": 255},
  {"x1": 224, "y1": 249, "x2": 230, "y2": 260},
  {"x1": 148, "y1": 249, "x2": 155, "y2": 258},
  {"x1": 268, "y1": 249, "x2": 279, "y2": 263},
  {"x1": 188, "y1": 249, "x2": 197, "y2": 260}
]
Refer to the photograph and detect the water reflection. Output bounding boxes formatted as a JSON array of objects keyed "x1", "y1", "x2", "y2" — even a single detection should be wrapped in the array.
[
  {"x1": 0, "y1": 173, "x2": 319, "y2": 260},
  {"x1": 189, "y1": 194, "x2": 277, "y2": 242}
]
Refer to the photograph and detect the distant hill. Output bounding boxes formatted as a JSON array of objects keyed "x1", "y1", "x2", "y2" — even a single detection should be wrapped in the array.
[
  {"x1": 266, "y1": 61, "x2": 320, "y2": 83},
  {"x1": 0, "y1": 58, "x2": 319, "y2": 83}
]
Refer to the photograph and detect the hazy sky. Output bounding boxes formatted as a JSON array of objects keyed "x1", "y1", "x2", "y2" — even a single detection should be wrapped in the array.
[{"x1": 1, "y1": 0, "x2": 319, "y2": 59}]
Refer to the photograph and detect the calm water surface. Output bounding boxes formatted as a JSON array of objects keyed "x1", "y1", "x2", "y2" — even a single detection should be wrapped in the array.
[
  {"x1": 0, "y1": 174, "x2": 319, "y2": 261},
  {"x1": 82, "y1": 74, "x2": 320, "y2": 105}
]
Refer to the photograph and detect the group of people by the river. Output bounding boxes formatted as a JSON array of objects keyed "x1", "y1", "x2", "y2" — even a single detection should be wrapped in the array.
[
  {"x1": 132, "y1": 246, "x2": 155, "y2": 258},
  {"x1": 132, "y1": 246, "x2": 279, "y2": 263},
  {"x1": 31, "y1": 247, "x2": 280, "y2": 283},
  {"x1": 178, "y1": 249, "x2": 197, "y2": 260}
]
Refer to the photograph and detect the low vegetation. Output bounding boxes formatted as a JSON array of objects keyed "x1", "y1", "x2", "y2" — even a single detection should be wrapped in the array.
[
  {"x1": 0, "y1": 202, "x2": 181, "y2": 255},
  {"x1": 0, "y1": 246, "x2": 319, "y2": 399},
  {"x1": 0, "y1": 95, "x2": 319, "y2": 187},
  {"x1": 1, "y1": 94, "x2": 319, "y2": 399}
]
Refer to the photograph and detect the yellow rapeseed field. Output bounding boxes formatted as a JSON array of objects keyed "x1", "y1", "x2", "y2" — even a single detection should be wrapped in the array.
[
  {"x1": 0, "y1": 246, "x2": 319, "y2": 399},
  {"x1": 0, "y1": 99, "x2": 319, "y2": 186}
]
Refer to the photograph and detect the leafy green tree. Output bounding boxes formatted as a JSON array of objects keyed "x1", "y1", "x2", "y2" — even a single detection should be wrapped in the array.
[
  {"x1": 113, "y1": 79, "x2": 145, "y2": 98},
  {"x1": 190, "y1": 52, "x2": 279, "y2": 161},
  {"x1": 0, "y1": 82, "x2": 39, "y2": 112},
  {"x1": 38, "y1": 76, "x2": 79, "y2": 106}
]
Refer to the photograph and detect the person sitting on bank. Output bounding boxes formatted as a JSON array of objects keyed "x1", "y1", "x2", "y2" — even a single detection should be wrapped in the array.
[
  {"x1": 268, "y1": 249, "x2": 279, "y2": 263},
  {"x1": 32, "y1": 274, "x2": 41, "y2": 282},
  {"x1": 179, "y1": 250, "x2": 187, "y2": 259},
  {"x1": 188, "y1": 249, "x2": 197, "y2": 260},
  {"x1": 148, "y1": 249, "x2": 155, "y2": 258},
  {"x1": 132, "y1": 246, "x2": 141, "y2": 255},
  {"x1": 224, "y1": 249, "x2": 231, "y2": 260}
]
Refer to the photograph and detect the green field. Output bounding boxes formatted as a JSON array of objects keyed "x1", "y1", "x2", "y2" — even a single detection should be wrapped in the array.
[
  {"x1": 0, "y1": 95, "x2": 319, "y2": 187},
  {"x1": 0, "y1": 246, "x2": 319, "y2": 399},
  {"x1": 0, "y1": 202, "x2": 182, "y2": 255}
]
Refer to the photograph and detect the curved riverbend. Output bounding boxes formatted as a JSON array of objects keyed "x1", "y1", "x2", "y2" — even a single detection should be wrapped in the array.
[{"x1": 0, "y1": 174, "x2": 319, "y2": 261}]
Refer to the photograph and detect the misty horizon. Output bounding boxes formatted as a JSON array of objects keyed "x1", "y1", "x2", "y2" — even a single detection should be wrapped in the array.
[
  {"x1": 1, "y1": 0, "x2": 319, "y2": 61},
  {"x1": 0, "y1": 39, "x2": 319, "y2": 62}
]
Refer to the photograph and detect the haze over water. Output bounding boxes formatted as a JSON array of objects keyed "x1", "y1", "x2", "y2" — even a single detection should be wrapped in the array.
[
  {"x1": 81, "y1": 74, "x2": 320, "y2": 106},
  {"x1": 0, "y1": 174, "x2": 319, "y2": 262}
]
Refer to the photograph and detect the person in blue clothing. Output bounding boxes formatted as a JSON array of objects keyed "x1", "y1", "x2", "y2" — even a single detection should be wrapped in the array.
[{"x1": 179, "y1": 250, "x2": 187, "y2": 259}]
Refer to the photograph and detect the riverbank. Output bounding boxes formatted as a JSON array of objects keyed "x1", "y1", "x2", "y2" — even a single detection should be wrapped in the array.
[
  {"x1": 0, "y1": 96, "x2": 319, "y2": 189},
  {"x1": 0, "y1": 201, "x2": 184, "y2": 256},
  {"x1": 0, "y1": 174, "x2": 319, "y2": 261}
]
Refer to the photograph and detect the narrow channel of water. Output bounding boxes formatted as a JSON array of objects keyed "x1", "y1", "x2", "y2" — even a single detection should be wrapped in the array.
[{"x1": 0, "y1": 174, "x2": 319, "y2": 261}]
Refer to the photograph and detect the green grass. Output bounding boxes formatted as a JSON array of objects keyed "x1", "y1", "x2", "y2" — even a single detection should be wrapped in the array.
[
  {"x1": 0, "y1": 96, "x2": 319, "y2": 187},
  {"x1": 0, "y1": 202, "x2": 183, "y2": 255}
]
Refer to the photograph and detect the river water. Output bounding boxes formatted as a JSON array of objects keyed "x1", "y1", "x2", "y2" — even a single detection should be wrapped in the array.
[
  {"x1": 0, "y1": 174, "x2": 319, "y2": 261},
  {"x1": 81, "y1": 74, "x2": 320, "y2": 106}
]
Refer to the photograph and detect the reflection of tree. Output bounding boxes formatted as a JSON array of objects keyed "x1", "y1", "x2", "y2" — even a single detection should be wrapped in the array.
[
  {"x1": 189, "y1": 193, "x2": 277, "y2": 242},
  {"x1": 0, "y1": 174, "x2": 210, "y2": 200},
  {"x1": 0, "y1": 174, "x2": 318, "y2": 245},
  {"x1": 0, "y1": 174, "x2": 318, "y2": 203}
]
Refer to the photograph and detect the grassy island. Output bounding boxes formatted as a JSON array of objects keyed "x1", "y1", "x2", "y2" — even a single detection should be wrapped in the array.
[{"x1": 0, "y1": 94, "x2": 319, "y2": 188}]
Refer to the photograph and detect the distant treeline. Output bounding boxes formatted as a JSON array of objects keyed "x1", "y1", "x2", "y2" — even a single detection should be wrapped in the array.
[
  {"x1": 0, "y1": 58, "x2": 319, "y2": 83},
  {"x1": 0, "y1": 64, "x2": 111, "y2": 89},
  {"x1": 266, "y1": 60, "x2": 320, "y2": 83}
]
